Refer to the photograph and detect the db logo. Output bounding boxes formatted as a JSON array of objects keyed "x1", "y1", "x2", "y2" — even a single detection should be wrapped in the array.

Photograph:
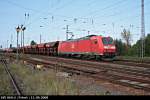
[{"x1": 71, "y1": 44, "x2": 75, "y2": 49}]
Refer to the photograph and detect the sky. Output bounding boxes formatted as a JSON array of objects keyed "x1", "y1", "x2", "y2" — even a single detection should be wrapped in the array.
[{"x1": 0, "y1": 0, "x2": 150, "y2": 48}]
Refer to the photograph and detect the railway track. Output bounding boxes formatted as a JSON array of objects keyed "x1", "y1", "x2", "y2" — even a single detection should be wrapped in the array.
[
  {"x1": 31, "y1": 55, "x2": 150, "y2": 77},
  {"x1": 0, "y1": 59, "x2": 22, "y2": 95},
  {"x1": 6, "y1": 53, "x2": 150, "y2": 68},
  {"x1": 5, "y1": 53, "x2": 150, "y2": 93},
  {"x1": 20, "y1": 55, "x2": 150, "y2": 92},
  {"x1": 115, "y1": 57, "x2": 150, "y2": 64},
  {"x1": 112, "y1": 60, "x2": 150, "y2": 69},
  {"x1": 32, "y1": 54, "x2": 150, "y2": 69}
]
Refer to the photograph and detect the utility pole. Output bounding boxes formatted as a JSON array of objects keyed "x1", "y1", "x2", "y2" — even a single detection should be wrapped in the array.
[
  {"x1": 21, "y1": 25, "x2": 23, "y2": 48},
  {"x1": 64, "y1": 25, "x2": 74, "y2": 40},
  {"x1": 88, "y1": 31, "x2": 90, "y2": 36},
  {"x1": 22, "y1": 27, "x2": 26, "y2": 47},
  {"x1": 7, "y1": 40, "x2": 9, "y2": 48},
  {"x1": 22, "y1": 27, "x2": 26, "y2": 54},
  {"x1": 66, "y1": 25, "x2": 69, "y2": 40},
  {"x1": 39, "y1": 26, "x2": 44, "y2": 44},
  {"x1": 141, "y1": 0, "x2": 145, "y2": 59},
  {"x1": 10, "y1": 34, "x2": 13, "y2": 48},
  {"x1": 40, "y1": 34, "x2": 42, "y2": 44},
  {"x1": 112, "y1": 23, "x2": 115, "y2": 34},
  {"x1": 16, "y1": 26, "x2": 21, "y2": 62}
]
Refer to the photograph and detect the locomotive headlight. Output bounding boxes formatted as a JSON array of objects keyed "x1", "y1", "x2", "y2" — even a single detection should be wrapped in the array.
[
  {"x1": 104, "y1": 46, "x2": 116, "y2": 49},
  {"x1": 104, "y1": 46, "x2": 109, "y2": 49},
  {"x1": 110, "y1": 46, "x2": 116, "y2": 49}
]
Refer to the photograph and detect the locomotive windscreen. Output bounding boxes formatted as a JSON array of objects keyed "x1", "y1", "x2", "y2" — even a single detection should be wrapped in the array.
[{"x1": 102, "y1": 37, "x2": 113, "y2": 45}]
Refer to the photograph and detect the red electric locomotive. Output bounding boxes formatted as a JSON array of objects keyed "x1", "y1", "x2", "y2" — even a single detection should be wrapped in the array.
[{"x1": 58, "y1": 35, "x2": 116, "y2": 59}]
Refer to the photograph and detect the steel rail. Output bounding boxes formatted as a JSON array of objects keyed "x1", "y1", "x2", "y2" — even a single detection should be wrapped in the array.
[
  {"x1": 0, "y1": 59, "x2": 22, "y2": 95},
  {"x1": 4, "y1": 53, "x2": 150, "y2": 92},
  {"x1": 21, "y1": 57, "x2": 150, "y2": 92}
]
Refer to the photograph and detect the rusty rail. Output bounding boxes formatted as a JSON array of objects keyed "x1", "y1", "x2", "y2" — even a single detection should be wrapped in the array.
[{"x1": 0, "y1": 59, "x2": 22, "y2": 95}]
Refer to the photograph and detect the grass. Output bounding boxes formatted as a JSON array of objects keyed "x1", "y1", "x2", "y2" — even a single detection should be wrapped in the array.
[
  {"x1": 0, "y1": 64, "x2": 14, "y2": 95},
  {"x1": 0, "y1": 54, "x2": 107, "y2": 95},
  {"x1": 10, "y1": 62, "x2": 80, "y2": 95}
]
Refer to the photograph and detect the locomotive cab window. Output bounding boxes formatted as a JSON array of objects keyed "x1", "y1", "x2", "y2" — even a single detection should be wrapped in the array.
[{"x1": 102, "y1": 37, "x2": 113, "y2": 45}]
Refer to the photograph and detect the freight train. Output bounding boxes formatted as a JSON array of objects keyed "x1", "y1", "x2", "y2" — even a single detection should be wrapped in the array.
[{"x1": 5, "y1": 35, "x2": 116, "y2": 60}]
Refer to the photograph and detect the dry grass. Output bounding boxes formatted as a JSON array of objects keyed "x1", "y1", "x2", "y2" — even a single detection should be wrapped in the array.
[
  {"x1": 10, "y1": 62, "x2": 80, "y2": 95},
  {"x1": 0, "y1": 64, "x2": 14, "y2": 95}
]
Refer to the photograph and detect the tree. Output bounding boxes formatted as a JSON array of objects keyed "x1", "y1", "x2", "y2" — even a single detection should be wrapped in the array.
[
  {"x1": 115, "y1": 33, "x2": 150, "y2": 57},
  {"x1": 30, "y1": 40, "x2": 37, "y2": 45},
  {"x1": 145, "y1": 34, "x2": 150, "y2": 56},
  {"x1": 127, "y1": 40, "x2": 141, "y2": 57},
  {"x1": 114, "y1": 39, "x2": 126, "y2": 56},
  {"x1": 127, "y1": 34, "x2": 150, "y2": 57},
  {"x1": 121, "y1": 29, "x2": 132, "y2": 48}
]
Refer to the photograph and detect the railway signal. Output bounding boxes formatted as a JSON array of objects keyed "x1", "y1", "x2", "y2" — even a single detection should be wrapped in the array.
[
  {"x1": 22, "y1": 26, "x2": 26, "y2": 54},
  {"x1": 20, "y1": 25, "x2": 26, "y2": 53},
  {"x1": 15, "y1": 26, "x2": 21, "y2": 62}
]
